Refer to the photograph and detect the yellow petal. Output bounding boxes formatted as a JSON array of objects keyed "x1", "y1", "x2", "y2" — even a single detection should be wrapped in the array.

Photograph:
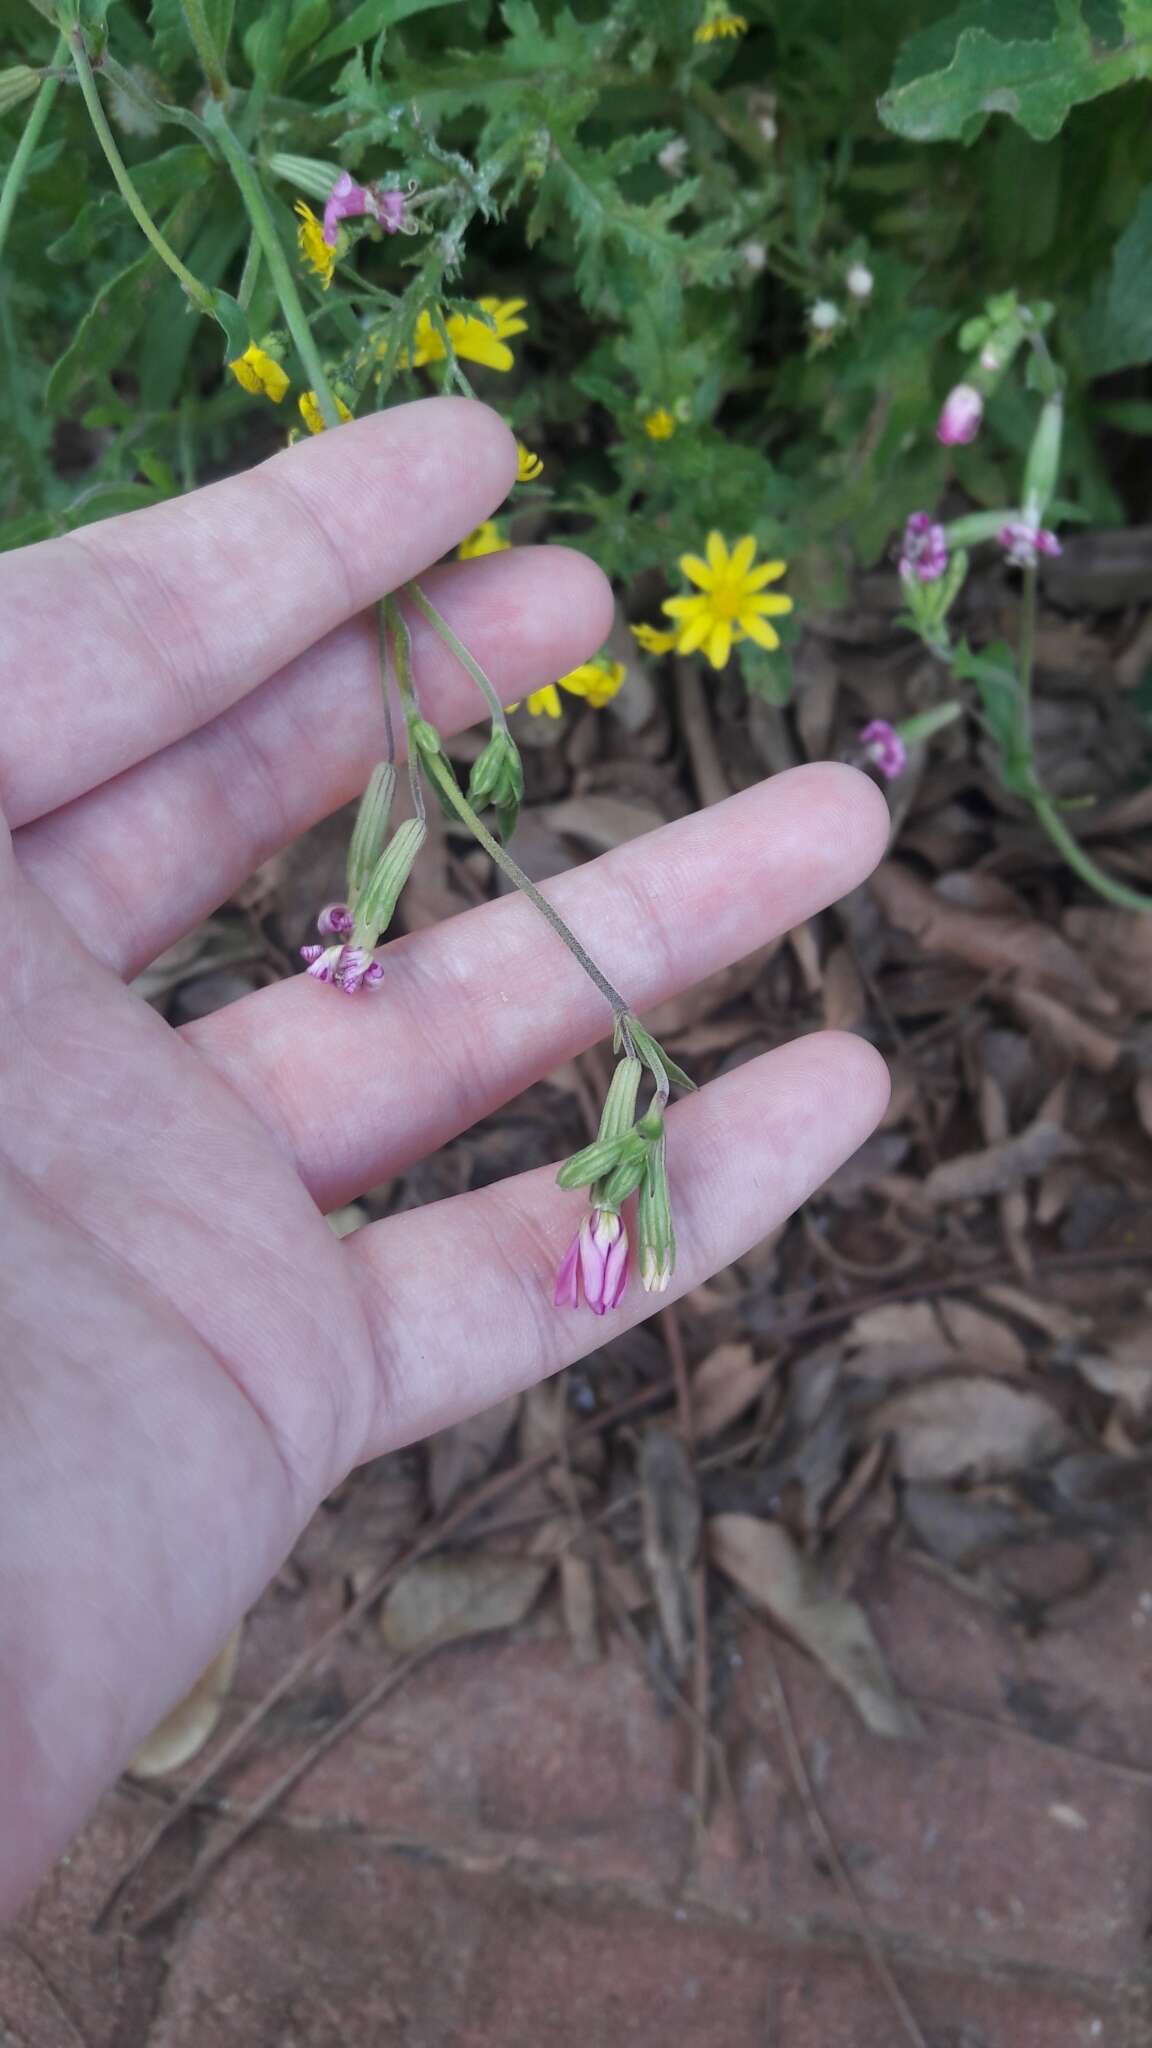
[
  {"x1": 662, "y1": 594, "x2": 706, "y2": 619},
  {"x1": 705, "y1": 530, "x2": 729, "y2": 573},
  {"x1": 526, "y1": 685, "x2": 562, "y2": 718},
  {"x1": 742, "y1": 558, "x2": 787, "y2": 591},
  {"x1": 741, "y1": 614, "x2": 781, "y2": 651},
  {"x1": 675, "y1": 613, "x2": 711, "y2": 656},
  {"x1": 745, "y1": 592, "x2": 794, "y2": 617},
  {"x1": 705, "y1": 620, "x2": 733, "y2": 669},
  {"x1": 729, "y1": 535, "x2": 757, "y2": 578},
  {"x1": 678, "y1": 553, "x2": 714, "y2": 591}
]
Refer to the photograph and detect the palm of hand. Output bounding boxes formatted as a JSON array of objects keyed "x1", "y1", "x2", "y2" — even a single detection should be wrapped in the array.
[{"x1": 0, "y1": 399, "x2": 888, "y2": 1913}]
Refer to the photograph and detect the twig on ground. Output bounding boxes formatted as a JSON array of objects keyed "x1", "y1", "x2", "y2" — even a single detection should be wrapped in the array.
[
  {"x1": 95, "y1": 1376, "x2": 675, "y2": 1929},
  {"x1": 674, "y1": 660, "x2": 730, "y2": 808},
  {"x1": 761, "y1": 1637, "x2": 929, "y2": 2048},
  {"x1": 133, "y1": 1647, "x2": 438, "y2": 1933}
]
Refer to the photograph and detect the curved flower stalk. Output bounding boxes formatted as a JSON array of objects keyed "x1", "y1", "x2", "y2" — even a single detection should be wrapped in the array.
[{"x1": 892, "y1": 321, "x2": 1152, "y2": 912}]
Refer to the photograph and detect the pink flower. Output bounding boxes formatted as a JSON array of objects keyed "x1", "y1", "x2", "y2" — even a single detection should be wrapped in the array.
[
  {"x1": 899, "y1": 511, "x2": 948, "y2": 583},
  {"x1": 300, "y1": 942, "x2": 384, "y2": 993},
  {"x1": 322, "y1": 171, "x2": 411, "y2": 246},
  {"x1": 998, "y1": 520, "x2": 1062, "y2": 569},
  {"x1": 858, "y1": 719, "x2": 908, "y2": 781},
  {"x1": 317, "y1": 902, "x2": 354, "y2": 936},
  {"x1": 554, "y1": 1209, "x2": 630, "y2": 1315},
  {"x1": 936, "y1": 383, "x2": 983, "y2": 446}
]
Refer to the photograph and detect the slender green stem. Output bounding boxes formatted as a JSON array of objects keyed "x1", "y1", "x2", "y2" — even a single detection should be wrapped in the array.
[
  {"x1": 384, "y1": 597, "x2": 629, "y2": 1017},
  {"x1": 180, "y1": 0, "x2": 229, "y2": 98},
  {"x1": 1017, "y1": 559, "x2": 1150, "y2": 909},
  {"x1": 69, "y1": 33, "x2": 210, "y2": 306},
  {"x1": 405, "y1": 582, "x2": 509, "y2": 733},
  {"x1": 424, "y1": 746, "x2": 630, "y2": 1016},
  {"x1": 204, "y1": 102, "x2": 342, "y2": 427},
  {"x1": 0, "y1": 37, "x2": 65, "y2": 265},
  {"x1": 235, "y1": 230, "x2": 262, "y2": 309},
  {"x1": 1031, "y1": 795, "x2": 1152, "y2": 913}
]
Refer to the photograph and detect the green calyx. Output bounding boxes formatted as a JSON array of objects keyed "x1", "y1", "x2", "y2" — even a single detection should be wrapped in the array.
[
  {"x1": 637, "y1": 1134, "x2": 675, "y2": 1294},
  {"x1": 468, "y1": 728, "x2": 524, "y2": 842},
  {"x1": 346, "y1": 762, "x2": 397, "y2": 906},
  {"x1": 353, "y1": 817, "x2": 426, "y2": 945}
]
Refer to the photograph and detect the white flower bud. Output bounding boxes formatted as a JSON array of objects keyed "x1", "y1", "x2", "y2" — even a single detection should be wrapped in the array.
[
  {"x1": 846, "y1": 262, "x2": 874, "y2": 300},
  {"x1": 809, "y1": 299, "x2": 842, "y2": 333},
  {"x1": 741, "y1": 240, "x2": 767, "y2": 273},
  {"x1": 657, "y1": 137, "x2": 689, "y2": 176}
]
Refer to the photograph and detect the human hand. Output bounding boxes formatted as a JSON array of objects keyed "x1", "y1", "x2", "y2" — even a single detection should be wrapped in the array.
[{"x1": 0, "y1": 398, "x2": 889, "y2": 1915}]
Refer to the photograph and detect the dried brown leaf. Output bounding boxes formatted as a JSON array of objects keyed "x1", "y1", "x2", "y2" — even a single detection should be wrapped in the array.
[
  {"x1": 870, "y1": 1378, "x2": 1066, "y2": 1481},
  {"x1": 1005, "y1": 986, "x2": 1121, "y2": 1074},
  {"x1": 1073, "y1": 1321, "x2": 1152, "y2": 1417},
  {"x1": 978, "y1": 1284, "x2": 1084, "y2": 1343},
  {"x1": 873, "y1": 863, "x2": 1115, "y2": 1013},
  {"x1": 691, "y1": 1342, "x2": 777, "y2": 1441},
  {"x1": 936, "y1": 1299, "x2": 1028, "y2": 1373},
  {"x1": 1062, "y1": 906, "x2": 1152, "y2": 1010},
  {"x1": 922, "y1": 1119, "x2": 1077, "y2": 1204},
  {"x1": 559, "y1": 1552, "x2": 601, "y2": 1664},
  {"x1": 821, "y1": 943, "x2": 866, "y2": 1032},
  {"x1": 708, "y1": 1515, "x2": 921, "y2": 1740},
  {"x1": 128, "y1": 1629, "x2": 241, "y2": 1779},
  {"x1": 427, "y1": 1394, "x2": 520, "y2": 1516},
  {"x1": 379, "y1": 1553, "x2": 548, "y2": 1651}
]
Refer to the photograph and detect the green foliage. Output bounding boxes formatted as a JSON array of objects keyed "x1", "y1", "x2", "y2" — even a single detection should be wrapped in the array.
[
  {"x1": 879, "y1": 0, "x2": 1152, "y2": 144},
  {"x1": 1, "y1": 0, "x2": 1151, "y2": 673}
]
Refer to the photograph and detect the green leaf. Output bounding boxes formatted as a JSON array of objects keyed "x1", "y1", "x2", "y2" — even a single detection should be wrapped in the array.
[
  {"x1": 878, "y1": 0, "x2": 1152, "y2": 145},
  {"x1": 48, "y1": 146, "x2": 212, "y2": 263},
  {"x1": 952, "y1": 638, "x2": 1035, "y2": 794},
  {"x1": 46, "y1": 250, "x2": 173, "y2": 410},
  {"x1": 308, "y1": 0, "x2": 456, "y2": 65},
  {"x1": 204, "y1": 285, "x2": 250, "y2": 362},
  {"x1": 1078, "y1": 185, "x2": 1152, "y2": 374}
]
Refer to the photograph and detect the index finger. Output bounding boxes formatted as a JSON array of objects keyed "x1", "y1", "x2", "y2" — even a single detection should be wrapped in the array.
[{"x1": 0, "y1": 398, "x2": 517, "y2": 829}]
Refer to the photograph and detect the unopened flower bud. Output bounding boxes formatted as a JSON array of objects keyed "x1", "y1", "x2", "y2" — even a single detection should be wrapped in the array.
[
  {"x1": 937, "y1": 382, "x2": 983, "y2": 445},
  {"x1": 858, "y1": 720, "x2": 907, "y2": 781},
  {"x1": 637, "y1": 1137, "x2": 675, "y2": 1295},
  {"x1": 554, "y1": 1208, "x2": 630, "y2": 1315},
  {"x1": 658, "y1": 136, "x2": 689, "y2": 176},
  {"x1": 899, "y1": 511, "x2": 948, "y2": 584},
  {"x1": 1021, "y1": 392, "x2": 1064, "y2": 524},
  {"x1": 0, "y1": 66, "x2": 45, "y2": 115},
  {"x1": 846, "y1": 262, "x2": 873, "y2": 300},
  {"x1": 468, "y1": 729, "x2": 524, "y2": 815},
  {"x1": 998, "y1": 520, "x2": 1062, "y2": 569},
  {"x1": 355, "y1": 818, "x2": 427, "y2": 943},
  {"x1": 346, "y1": 762, "x2": 397, "y2": 903},
  {"x1": 317, "y1": 903, "x2": 354, "y2": 937},
  {"x1": 741, "y1": 240, "x2": 767, "y2": 273},
  {"x1": 809, "y1": 299, "x2": 841, "y2": 334}
]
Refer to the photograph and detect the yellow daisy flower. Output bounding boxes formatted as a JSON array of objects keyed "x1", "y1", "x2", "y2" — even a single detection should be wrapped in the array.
[
  {"x1": 662, "y1": 532, "x2": 792, "y2": 671},
  {"x1": 560, "y1": 657, "x2": 626, "y2": 707},
  {"x1": 516, "y1": 441, "x2": 544, "y2": 483},
  {"x1": 410, "y1": 297, "x2": 528, "y2": 373},
  {"x1": 631, "y1": 623, "x2": 677, "y2": 655},
  {"x1": 298, "y1": 390, "x2": 353, "y2": 435},
  {"x1": 644, "y1": 407, "x2": 676, "y2": 440},
  {"x1": 295, "y1": 202, "x2": 335, "y2": 289},
  {"x1": 694, "y1": 9, "x2": 748, "y2": 41},
  {"x1": 228, "y1": 344, "x2": 289, "y2": 404},
  {"x1": 457, "y1": 521, "x2": 510, "y2": 560}
]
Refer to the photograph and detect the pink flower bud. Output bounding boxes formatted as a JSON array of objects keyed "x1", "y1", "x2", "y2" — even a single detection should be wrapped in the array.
[
  {"x1": 317, "y1": 902, "x2": 354, "y2": 936},
  {"x1": 898, "y1": 511, "x2": 948, "y2": 583},
  {"x1": 998, "y1": 520, "x2": 1062, "y2": 569},
  {"x1": 858, "y1": 719, "x2": 908, "y2": 781},
  {"x1": 554, "y1": 1208, "x2": 630, "y2": 1315},
  {"x1": 300, "y1": 942, "x2": 384, "y2": 992},
  {"x1": 936, "y1": 383, "x2": 983, "y2": 446},
  {"x1": 372, "y1": 185, "x2": 409, "y2": 234}
]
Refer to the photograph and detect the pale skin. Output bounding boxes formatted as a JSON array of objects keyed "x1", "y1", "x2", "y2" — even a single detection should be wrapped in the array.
[{"x1": 0, "y1": 397, "x2": 891, "y2": 1917}]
